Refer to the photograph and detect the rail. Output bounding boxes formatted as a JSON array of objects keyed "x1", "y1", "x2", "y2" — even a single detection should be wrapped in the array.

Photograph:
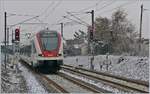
[
  {"x1": 21, "y1": 60, "x2": 68, "y2": 93},
  {"x1": 58, "y1": 71, "x2": 112, "y2": 93},
  {"x1": 62, "y1": 64, "x2": 149, "y2": 93}
]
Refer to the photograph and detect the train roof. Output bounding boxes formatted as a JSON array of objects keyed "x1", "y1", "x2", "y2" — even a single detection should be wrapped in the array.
[{"x1": 39, "y1": 29, "x2": 58, "y2": 33}]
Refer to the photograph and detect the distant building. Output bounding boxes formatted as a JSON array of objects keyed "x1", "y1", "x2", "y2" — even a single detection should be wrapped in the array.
[
  {"x1": 1, "y1": 44, "x2": 14, "y2": 54},
  {"x1": 66, "y1": 39, "x2": 84, "y2": 45},
  {"x1": 64, "y1": 38, "x2": 87, "y2": 56},
  {"x1": 81, "y1": 43, "x2": 88, "y2": 55}
]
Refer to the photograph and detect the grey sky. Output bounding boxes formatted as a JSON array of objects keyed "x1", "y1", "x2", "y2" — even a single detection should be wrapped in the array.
[{"x1": 0, "y1": 0, "x2": 150, "y2": 43}]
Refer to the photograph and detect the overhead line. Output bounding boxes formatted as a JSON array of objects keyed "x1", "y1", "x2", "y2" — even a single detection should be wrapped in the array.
[
  {"x1": 78, "y1": 0, "x2": 105, "y2": 12},
  {"x1": 7, "y1": 13, "x2": 37, "y2": 17},
  {"x1": 43, "y1": 0, "x2": 62, "y2": 21},
  {"x1": 95, "y1": 0, "x2": 116, "y2": 12},
  {"x1": 66, "y1": 12, "x2": 90, "y2": 26},
  {"x1": 31, "y1": 1, "x2": 56, "y2": 31},
  {"x1": 8, "y1": 16, "x2": 39, "y2": 28},
  {"x1": 13, "y1": 23, "x2": 48, "y2": 25},
  {"x1": 63, "y1": 16, "x2": 88, "y2": 26},
  {"x1": 39, "y1": 1, "x2": 55, "y2": 16},
  {"x1": 65, "y1": 0, "x2": 105, "y2": 17},
  {"x1": 65, "y1": 0, "x2": 115, "y2": 26},
  {"x1": 96, "y1": 1, "x2": 137, "y2": 15}
]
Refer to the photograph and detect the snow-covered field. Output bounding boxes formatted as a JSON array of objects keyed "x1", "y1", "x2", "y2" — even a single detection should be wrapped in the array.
[{"x1": 64, "y1": 55, "x2": 149, "y2": 81}]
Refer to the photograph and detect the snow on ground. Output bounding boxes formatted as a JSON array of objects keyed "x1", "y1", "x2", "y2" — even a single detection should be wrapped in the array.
[
  {"x1": 60, "y1": 70, "x2": 126, "y2": 93},
  {"x1": 64, "y1": 55, "x2": 149, "y2": 81},
  {"x1": 1, "y1": 54, "x2": 48, "y2": 93},
  {"x1": 1, "y1": 55, "x2": 28, "y2": 93},
  {"x1": 19, "y1": 63, "x2": 48, "y2": 93}
]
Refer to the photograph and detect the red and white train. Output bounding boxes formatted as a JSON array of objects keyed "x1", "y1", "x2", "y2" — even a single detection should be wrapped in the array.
[{"x1": 20, "y1": 29, "x2": 63, "y2": 72}]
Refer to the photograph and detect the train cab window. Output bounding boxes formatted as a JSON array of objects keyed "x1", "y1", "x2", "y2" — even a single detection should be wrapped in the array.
[{"x1": 40, "y1": 32, "x2": 58, "y2": 51}]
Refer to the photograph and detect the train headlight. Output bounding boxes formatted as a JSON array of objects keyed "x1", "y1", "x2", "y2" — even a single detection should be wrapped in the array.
[
  {"x1": 58, "y1": 54, "x2": 62, "y2": 56},
  {"x1": 38, "y1": 54, "x2": 44, "y2": 57}
]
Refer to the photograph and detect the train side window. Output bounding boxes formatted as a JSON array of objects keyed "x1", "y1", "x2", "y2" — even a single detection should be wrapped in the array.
[
  {"x1": 26, "y1": 45, "x2": 30, "y2": 57},
  {"x1": 28, "y1": 45, "x2": 32, "y2": 57},
  {"x1": 32, "y1": 42, "x2": 36, "y2": 53}
]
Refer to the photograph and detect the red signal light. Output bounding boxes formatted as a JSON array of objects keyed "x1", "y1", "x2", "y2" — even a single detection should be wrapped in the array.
[
  {"x1": 88, "y1": 26, "x2": 93, "y2": 40},
  {"x1": 90, "y1": 31, "x2": 93, "y2": 40},
  {"x1": 15, "y1": 28, "x2": 20, "y2": 41}
]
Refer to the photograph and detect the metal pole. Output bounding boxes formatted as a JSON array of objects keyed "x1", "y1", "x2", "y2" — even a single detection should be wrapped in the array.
[
  {"x1": 139, "y1": 4, "x2": 143, "y2": 52},
  {"x1": 12, "y1": 29, "x2": 14, "y2": 55},
  {"x1": 91, "y1": 10, "x2": 94, "y2": 56},
  {"x1": 60, "y1": 23, "x2": 63, "y2": 37},
  {"x1": 4, "y1": 12, "x2": 7, "y2": 69},
  {"x1": 12, "y1": 29, "x2": 13, "y2": 43},
  {"x1": 139, "y1": 4, "x2": 143, "y2": 42},
  {"x1": 90, "y1": 10, "x2": 94, "y2": 70},
  {"x1": 7, "y1": 28, "x2": 9, "y2": 46},
  {"x1": 6, "y1": 27, "x2": 9, "y2": 63},
  {"x1": 91, "y1": 10, "x2": 94, "y2": 37}
]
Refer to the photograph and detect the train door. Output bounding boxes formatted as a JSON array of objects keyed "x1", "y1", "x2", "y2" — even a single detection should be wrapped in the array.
[{"x1": 31, "y1": 41, "x2": 37, "y2": 67}]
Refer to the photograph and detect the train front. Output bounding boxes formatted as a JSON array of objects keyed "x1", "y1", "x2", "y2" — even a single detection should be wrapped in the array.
[{"x1": 36, "y1": 30, "x2": 63, "y2": 72}]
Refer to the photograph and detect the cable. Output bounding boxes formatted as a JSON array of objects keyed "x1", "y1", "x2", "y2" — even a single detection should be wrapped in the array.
[
  {"x1": 67, "y1": 12, "x2": 90, "y2": 26},
  {"x1": 75, "y1": 0, "x2": 105, "y2": 13},
  {"x1": 95, "y1": 0, "x2": 116, "y2": 12},
  {"x1": 52, "y1": 17, "x2": 66, "y2": 25},
  {"x1": 17, "y1": 23, "x2": 48, "y2": 25},
  {"x1": 50, "y1": 12, "x2": 89, "y2": 28},
  {"x1": 64, "y1": 0, "x2": 115, "y2": 27},
  {"x1": 96, "y1": 1, "x2": 137, "y2": 15},
  {"x1": 43, "y1": 0, "x2": 62, "y2": 21},
  {"x1": 30, "y1": 1, "x2": 59, "y2": 33},
  {"x1": 49, "y1": 1, "x2": 106, "y2": 29},
  {"x1": 39, "y1": 1, "x2": 55, "y2": 16},
  {"x1": 63, "y1": 16, "x2": 88, "y2": 26},
  {"x1": 7, "y1": 13, "x2": 37, "y2": 17},
  {"x1": 65, "y1": 0, "x2": 106, "y2": 17},
  {"x1": 8, "y1": 16, "x2": 39, "y2": 28}
]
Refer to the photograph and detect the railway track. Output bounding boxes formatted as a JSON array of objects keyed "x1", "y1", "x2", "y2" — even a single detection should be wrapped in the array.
[
  {"x1": 20, "y1": 61, "x2": 68, "y2": 93},
  {"x1": 39, "y1": 74, "x2": 68, "y2": 93},
  {"x1": 58, "y1": 71, "x2": 112, "y2": 93},
  {"x1": 61, "y1": 64, "x2": 149, "y2": 93},
  {"x1": 21, "y1": 60, "x2": 111, "y2": 93}
]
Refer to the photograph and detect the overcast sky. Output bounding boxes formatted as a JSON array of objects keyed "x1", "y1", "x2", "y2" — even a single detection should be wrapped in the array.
[{"x1": 0, "y1": 0, "x2": 150, "y2": 43}]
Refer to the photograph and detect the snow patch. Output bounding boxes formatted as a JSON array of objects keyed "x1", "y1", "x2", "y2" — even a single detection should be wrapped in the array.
[
  {"x1": 20, "y1": 64, "x2": 48, "y2": 93},
  {"x1": 64, "y1": 55, "x2": 149, "y2": 81}
]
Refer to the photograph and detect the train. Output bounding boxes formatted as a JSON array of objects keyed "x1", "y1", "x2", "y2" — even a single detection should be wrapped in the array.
[{"x1": 19, "y1": 29, "x2": 63, "y2": 72}]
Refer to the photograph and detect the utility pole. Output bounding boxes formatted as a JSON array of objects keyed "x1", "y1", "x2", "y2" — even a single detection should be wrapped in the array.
[
  {"x1": 139, "y1": 4, "x2": 143, "y2": 52},
  {"x1": 87, "y1": 10, "x2": 95, "y2": 70},
  {"x1": 4, "y1": 12, "x2": 7, "y2": 69},
  {"x1": 12, "y1": 30, "x2": 14, "y2": 43},
  {"x1": 12, "y1": 29, "x2": 14, "y2": 55},
  {"x1": 60, "y1": 23, "x2": 63, "y2": 38},
  {"x1": 91, "y1": 10, "x2": 94, "y2": 38},
  {"x1": 6, "y1": 27, "x2": 9, "y2": 63},
  {"x1": 7, "y1": 28, "x2": 9, "y2": 44},
  {"x1": 91, "y1": 10, "x2": 94, "y2": 70}
]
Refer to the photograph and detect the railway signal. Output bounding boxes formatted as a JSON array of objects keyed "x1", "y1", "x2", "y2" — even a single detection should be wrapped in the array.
[
  {"x1": 86, "y1": 10, "x2": 95, "y2": 41},
  {"x1": 90, "y1": 28, "x2": 93, "y2": 40},
  {"x1": 88, "y1": 26, "x2": 94, "y2": 40},
  {"x1": 15, "y1": 28, "x2": 20, "y2": 41}
]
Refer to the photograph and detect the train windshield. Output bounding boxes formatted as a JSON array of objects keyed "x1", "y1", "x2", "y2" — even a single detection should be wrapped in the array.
[{"x1": 40, "y1": 32, "x2": 58, "y2": 51}]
